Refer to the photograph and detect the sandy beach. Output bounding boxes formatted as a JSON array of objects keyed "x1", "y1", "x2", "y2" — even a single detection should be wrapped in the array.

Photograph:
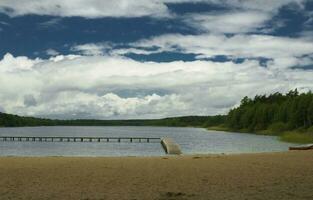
[{"x1": 0, "y1": 151, "x2": 312, "y2": 200}]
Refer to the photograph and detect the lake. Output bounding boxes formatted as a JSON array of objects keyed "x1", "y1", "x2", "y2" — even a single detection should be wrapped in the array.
[{"x1": 0, "y1": 126, "x2": 294, "y2": 157}]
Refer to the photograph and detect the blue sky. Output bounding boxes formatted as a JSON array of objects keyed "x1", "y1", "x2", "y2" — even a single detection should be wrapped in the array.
[{"x1": 0, "y1": 0, "x2": 313, "y2": 119}]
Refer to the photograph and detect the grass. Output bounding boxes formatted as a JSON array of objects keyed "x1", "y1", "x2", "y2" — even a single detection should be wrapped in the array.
[
  {"x1": 280, "y1": 132, "x2": 313, "y2": 144},
  {"x1": 206, "y1": 125, "x2": 313, "y2": 144},
  {"x1": 206, "y1": 125, "x2": 231, "y2": 132}
]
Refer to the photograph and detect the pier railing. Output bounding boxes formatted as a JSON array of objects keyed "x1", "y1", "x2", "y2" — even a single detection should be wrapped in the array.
[{"x1": 0, "y1": 136, "x2": 161, "y2": 143}]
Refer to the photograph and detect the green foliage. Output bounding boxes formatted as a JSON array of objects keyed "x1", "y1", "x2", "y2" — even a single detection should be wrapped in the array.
[
  {"x1": 0, "y1": 112, "x2": 56, "y2": 127},
  {"x1": 307, "y1": 126, "x2": 313, "y2": 133},
  {"x1": 226, "y1": 89, "x2": 313, "y2": 134},
  {"x1": 268, "y1": 122, "x2": 289, "y2": 135},
  {"x1": 281, "y1": 132, "x2": 313, "y2": 144},
  {"x1": 0, "y1": 112, "x2": 226, "y2": 128}
]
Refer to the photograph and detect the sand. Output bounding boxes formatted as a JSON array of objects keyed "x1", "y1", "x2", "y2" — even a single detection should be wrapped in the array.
[{"x1": 0, "y1": 151, "x2": 313, "y2": 200}]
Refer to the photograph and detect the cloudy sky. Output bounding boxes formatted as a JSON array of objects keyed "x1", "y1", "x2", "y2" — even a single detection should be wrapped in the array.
[{"x1": 0, "y1": 0, "x2": 313, "y2": 119}]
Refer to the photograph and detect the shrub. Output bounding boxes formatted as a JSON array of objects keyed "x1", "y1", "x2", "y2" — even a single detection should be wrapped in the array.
[
  {"x1": 307, "y1": 126, "x2": 313, "y2": 133},
  {"x1": 268, "y1": 122, "x2": 289, "y2": 134}
]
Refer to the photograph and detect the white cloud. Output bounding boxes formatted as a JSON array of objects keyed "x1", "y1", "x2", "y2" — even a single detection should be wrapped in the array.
[
  {"x1": 46, "y1": 49, "x2": 60, "y2": 56},
  {"x1": 38, "y1": 18, "x2": 63, "y2": 30},
  {"x1": 26, "y1": 92, "x2": 188, "y2": 119},
  {"x1": 0, "y1": 0, "x2": 305, "y2": 18},
  {"x1": 131, "y1": 33, "x2": 313, "y2": 68},
  {"x1": 0, "y1": 0, "x2": 170, "y2": 18},
  {"x1": 71, "y1": 43, "x2": 112, "y2": 56},
  {"x1": 184, "y1": 11, "x2": 271, "y2": 34},
  {"x1": 1, "y1": 53, "x2": 313, "y2": 119},
  {"x1": 0, "y1": 53, "x2": 42, "y2": 72},
  {"x1": 0, "y1": 21, "x2": 10, "y2": 26},
  {"x1": 214, "y1": 0, "x2": 305, "y2": 12}
]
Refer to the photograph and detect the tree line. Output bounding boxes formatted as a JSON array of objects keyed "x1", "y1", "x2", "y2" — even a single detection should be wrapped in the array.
[
  {"x1": 227, "y1": 89, "x2": 313, "y2": 133},
  {"x1": 0, "y1": 112, "x2": 225, "y2": 128}
]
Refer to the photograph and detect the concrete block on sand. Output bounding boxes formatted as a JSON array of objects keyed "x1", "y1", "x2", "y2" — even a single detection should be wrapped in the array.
[{"x1": 161, "y1": 138, "x2": 182, "y2": 155}]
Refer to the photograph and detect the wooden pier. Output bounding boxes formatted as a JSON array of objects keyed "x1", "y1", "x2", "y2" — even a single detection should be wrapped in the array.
[
  {"x1": 0, "y1": 136, "x2": 182, "y2": 154},
  {"x1": 0, "y1": 136, "x2": 161, "y2": 143}
]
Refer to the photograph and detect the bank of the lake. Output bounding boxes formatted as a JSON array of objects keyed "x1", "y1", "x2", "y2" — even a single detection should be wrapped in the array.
[
  {"x1": 207, "y1": 125, "x2": 313, "y2": 144},
  {"x1": 1, "y1": 151, "x2": 312, "y2": 200}
]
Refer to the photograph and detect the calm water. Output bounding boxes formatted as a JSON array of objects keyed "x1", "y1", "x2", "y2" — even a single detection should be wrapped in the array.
[{"x1": 0, "y1": 126, "x2": 294, "y2": 157}]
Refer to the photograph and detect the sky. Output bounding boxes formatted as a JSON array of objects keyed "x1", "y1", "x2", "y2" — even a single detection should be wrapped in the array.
[{"x1": 0, "y1": 0, "x2": 313, "y2": 119}]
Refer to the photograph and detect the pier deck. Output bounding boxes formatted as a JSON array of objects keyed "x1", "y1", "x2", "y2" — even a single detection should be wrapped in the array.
[{"x1": 0, "y1": 136, "x2": 161, "y2": 143}]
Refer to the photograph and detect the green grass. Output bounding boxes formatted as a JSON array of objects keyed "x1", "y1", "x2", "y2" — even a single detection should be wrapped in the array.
[
  {"x1": 206, "y1": 125, "x2": 231, "y2": 132},
  {"x1": 280, "y1": 132, "x2": 313, "y2": 144},
  {"x1": 207, "y1": 125, "x2": 313, "y2": 144}
]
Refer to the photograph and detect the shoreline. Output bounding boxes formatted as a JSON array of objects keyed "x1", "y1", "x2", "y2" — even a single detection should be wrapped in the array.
[
  {"x1": 0, "y1": 150, "x2": 297, "y2": 158},
  {"x1": 207, "y1": 126, "x2": 313, "y2": 144},
  {"x1": 1, "y1": 151, "x2": 312, "y2": 200}
]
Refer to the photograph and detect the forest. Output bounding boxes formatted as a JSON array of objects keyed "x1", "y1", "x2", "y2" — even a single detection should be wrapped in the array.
[
  {"x1": 0, "y1": 112, "x2": 225, "y2": 128},
  {"x1": 225, "y1": 89, "x2": 313, "y2": 143}
]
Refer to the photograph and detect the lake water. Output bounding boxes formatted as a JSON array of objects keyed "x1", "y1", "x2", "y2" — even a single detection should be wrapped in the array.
[{"x1": 0, "y1": 126, "x2": 294, "y2": 157}]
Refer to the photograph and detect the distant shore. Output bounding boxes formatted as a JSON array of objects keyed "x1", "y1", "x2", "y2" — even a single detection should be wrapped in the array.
[{"x1": 0, "y1": 151, "x2": 312, "y2": 200}]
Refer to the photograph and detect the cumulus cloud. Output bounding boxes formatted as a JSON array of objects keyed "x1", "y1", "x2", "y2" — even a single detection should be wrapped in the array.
[
  {"x1": 1, "y1": 53, "x2": 313, "y2": 119},
  {"x1": 0, "y1": 53, "x2": 42, "y2": 72}
]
